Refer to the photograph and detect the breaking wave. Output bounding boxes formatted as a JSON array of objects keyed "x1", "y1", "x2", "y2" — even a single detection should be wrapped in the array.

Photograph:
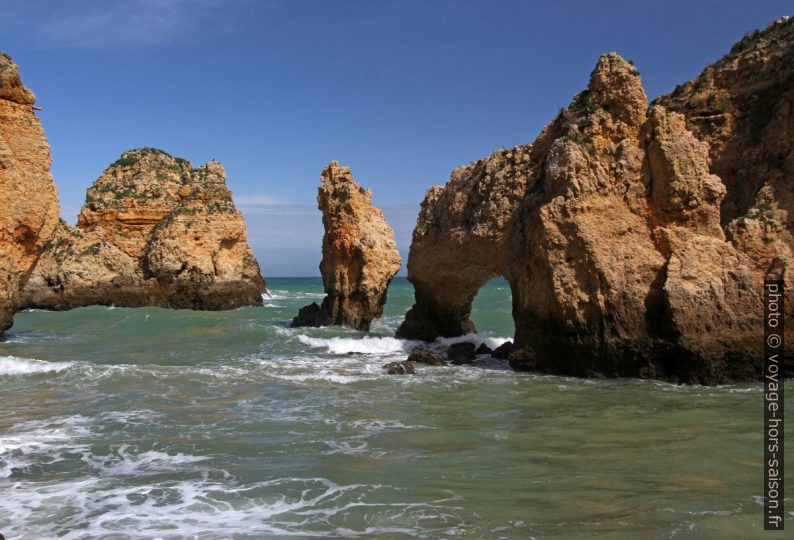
[{"x1": 0, "y1": 356, "x2": 73, "y2": 376}]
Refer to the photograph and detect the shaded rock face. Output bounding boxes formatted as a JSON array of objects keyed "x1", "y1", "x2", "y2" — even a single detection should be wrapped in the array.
[
  {"x1": 0, "y1": 52, "x2": 60, "y2": 336},
  {"x1": 292, "y1": 162, "x2": 401, "y2": 331},
  {"x1": 20, "y1": 148, "x2": 265, "y2": 310},
  {"x1": 398, "y1": 19, "x2": 794, "y2": 384}
]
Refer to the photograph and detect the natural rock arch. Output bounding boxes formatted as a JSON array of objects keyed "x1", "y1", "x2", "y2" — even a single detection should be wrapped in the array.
[
  {"x1": 398, "y1": 21, "x2": 794, "y2": 384},
  {"x1": 396, "y1": 146, "x2": 530, "y2": 340}
]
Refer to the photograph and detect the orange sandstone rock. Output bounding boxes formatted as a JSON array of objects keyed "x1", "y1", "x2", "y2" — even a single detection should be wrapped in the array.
[
  {"x1": 292, "y1": 162, "x2": 401, "y2": 331},
  {"x1": 21, "y1": 148, "x2": 265, "y2": 310},
  {"x1": 0, "y1": 52, "x2": 60, "y2": 336},
  {"x1": 398, "y1": 19, "x2": 794, "y2": 383}
]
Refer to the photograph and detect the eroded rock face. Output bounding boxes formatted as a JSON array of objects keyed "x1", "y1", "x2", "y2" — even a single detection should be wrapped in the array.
[
  {"x1": 0, "y1": 52, "x2": 60, "y2": 336},
  {"x1": 20, "y1": 148, "x2": 265, "y2": 310},
  {"x1": 292, "y1": 162, "x2": 401, "y2": 331},
  {"x1": 655, "y1": 15, "x2": 794, "y2": 314},
  {"x1": 396, "y1": 145, "x2": 531, "y2": 339},
  {"x1": 399, "y1": 19, "x2": 794, "y2": 383}
]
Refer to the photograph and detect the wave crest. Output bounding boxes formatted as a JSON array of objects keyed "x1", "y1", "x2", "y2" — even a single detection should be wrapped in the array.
[{"x1": 0, "y1": 356, "x2": 73, "y2": 376}]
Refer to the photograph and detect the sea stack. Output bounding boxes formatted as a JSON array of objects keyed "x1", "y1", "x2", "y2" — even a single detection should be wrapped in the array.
[
  {"x1": 0, "y1": 52, "x2": 60, "y2": 337},
  {"x1": 292, "y1": 161, "x2": 401, "y2": 331},
  {"x1": 397, "y1": 17, "x2": 794, "y2": 384},
  {"x1": 20, "y1": 148, "x2": 265, "y2": 310}
]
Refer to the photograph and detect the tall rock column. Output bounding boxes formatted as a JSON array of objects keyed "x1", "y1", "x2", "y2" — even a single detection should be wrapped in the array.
[
  {"x1": 0, "y1": 52, "x2": 59, "y2": 336},
  {"x1": 292, "y1": 162, "x2": 401, "y2": 331}
]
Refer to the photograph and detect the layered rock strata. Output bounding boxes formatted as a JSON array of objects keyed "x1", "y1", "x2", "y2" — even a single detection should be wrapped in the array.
[
  {"x1": 292, "y1": 162, "x2": 401, "y2": 331},
  {"x1": 21, "y1": 148, "x2": 265, "y2": 310},
  {"x1": 398, "y1": 18, "x2": 794, "y2": 383},
  {"x1": 0, "y1": 52, "x2": 60, "y2": 337}
]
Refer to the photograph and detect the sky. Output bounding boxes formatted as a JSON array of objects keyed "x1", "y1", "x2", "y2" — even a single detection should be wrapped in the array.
[{"x1": 1, "y1": 0, "x2": 790, "y2": 276}]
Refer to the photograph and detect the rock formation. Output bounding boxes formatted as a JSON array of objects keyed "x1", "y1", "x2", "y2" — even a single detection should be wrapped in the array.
[
  {"x1": 396, "y1": 146, "x2": 530, "y2": 340},
  {"x1": 292, "y1": 161, "x2": 401, "y2": 331},
  {"x1": 21, "y1": 148, "x2": 265, "y2": 310},
  {"x1": 398, "y1": 17, "x2": 794, "y2": 384},
  {"x1": 0, "y1": 52, "x2": 60, "y2": 337}
]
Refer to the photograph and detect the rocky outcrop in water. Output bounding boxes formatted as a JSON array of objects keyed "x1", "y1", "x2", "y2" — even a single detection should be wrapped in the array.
[
  {"x1": 292, "y1": 162, "x2": 401, "y2": 331},
  {"x1": 0, "y1": 52, "x2": 60, "y2": 337},
  {"x1": 398, "y1": 18, "x2": 794, "y2": 384},
  {"x1": 396, "y1": 146, "x2": 530, "y2": 340},
  {"x1": 21, "y1": 148, "x2": 265, "y2": 310}
]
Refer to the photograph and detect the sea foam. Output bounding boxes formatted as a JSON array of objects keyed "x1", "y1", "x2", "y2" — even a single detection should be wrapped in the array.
[
  {"x1": 298, "y1": 335, "x2": 421, "y2": 355},
  {"x1": 0, "y1": 356, "x2": 73, "y2": 376},
  {"x1": 297, "y1": 333, "x2": 511, "y2": 356}
]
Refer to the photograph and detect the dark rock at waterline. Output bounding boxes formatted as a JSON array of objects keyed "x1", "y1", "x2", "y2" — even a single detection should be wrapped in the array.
[
  {"x1": 407, "y1": 348, "x2": 447, "y2": 366},
  {"x1": 383, "y1": 361, "x2": 415, "y2": 375},
  {"x1": 475, "y1": 343, "x2": 492, "y2": 355},
  {"x1": 290, "y1": 302, "x2": 325, "y2": 328},
  {"x1": 447, "y1": 342, "x2": 476, "y2": 365},
  {"x1": 491, "y1": 341, "x2": 514, "y2": 360}
]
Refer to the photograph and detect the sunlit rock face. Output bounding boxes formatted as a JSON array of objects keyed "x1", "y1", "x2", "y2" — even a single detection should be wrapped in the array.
[
  {"x1": 21, "y1": 148, "x2": 265, "y2": 310},
  {"x1": 0, "y1": 52, "x2": 60, "y2": 337},
  {"x1": 399, "y1": 18, "x2": 794, "y2": 384},
  {"x1": 292, "y1": 161, "x2": 401, "y2": 331}
]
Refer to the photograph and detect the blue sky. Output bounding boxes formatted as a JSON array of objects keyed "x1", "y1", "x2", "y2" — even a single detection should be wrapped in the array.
[{"x1": 1, "y1": 0, "x2": 790, "y2": 275}]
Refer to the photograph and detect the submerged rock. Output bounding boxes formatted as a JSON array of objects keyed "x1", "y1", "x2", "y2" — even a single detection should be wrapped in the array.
[
  {"x1": 0, "y1": 52, "x2": 60, "y2": 336},
  {"x1": 292, "y1": 162, "x2": 401, "y2": 331},
  {"x1": 447, "y1": 342, "x2": 476, "y2": 365},
  {"x1": 397, "y1": 19, "x2": 794, "y2": 384},
  {"x1": 383, "y1": 360, "x2": 415, "y2": 375},
  {"x1": 474, "y1": 343, "x2": 493, "y2": 355},
  {"x1": 407, "y1": 348, "x2": 447, "y2": 366},
  {"x1": 291, "y1": 302, "x2": 324, "y2": 327},
  {"x1": 491, "y1": 341, "x2": 514, "y2": 360},
  {"x1": 20, "y1": 148, "x2": 265, "y2": 310}
]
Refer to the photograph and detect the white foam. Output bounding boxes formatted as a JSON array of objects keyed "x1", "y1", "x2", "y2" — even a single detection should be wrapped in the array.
[
  {"x1": 83, "y1": 446, "x2": 209, "y2": 476},
  {"x1": 0, "y1": 415, "x2": 93, "y2": 478},
  {"x1": 298, "y1": 335, "x2": 422, "y2": 355},
  {"x1": 0, "y1": 356, "x2": 73, "y2": 376},
  {"x1": 0, "y1": 474, "x2": 467, "y2": 539},
  {"x1": 272, "y1": 371, "x2": 367, "y2": 385},
  {"x1": 263, "y1": 289, "x2": 325, "y2": 300},
  {"x1": 434, "y1": 333, "x2": 511, "y2": 351}
]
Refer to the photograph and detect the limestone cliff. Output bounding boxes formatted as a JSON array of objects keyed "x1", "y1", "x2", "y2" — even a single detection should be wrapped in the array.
[
  {"x1": 21, "y1": 148, "x2": 265, "y2": 310},
  {"x1": 396, "y1": 146, "x2": 531, "y2": 340},
  {"x1": 0, "y1": 52, "x2": 60, "y2": 336},
  {"x1": 655, "y1": 16, "x2": 794, "y2": 306},
  {"x1": 398, "y1": 18, "x2": 793, "y2": 384},
  {"x1": 292, "y1": 162, "x2": 401, "y2": 331}
]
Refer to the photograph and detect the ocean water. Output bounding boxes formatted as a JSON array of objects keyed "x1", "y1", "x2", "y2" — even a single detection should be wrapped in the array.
[{"x1": 0, "y1": 277, "x2": 790, "y2": 539}]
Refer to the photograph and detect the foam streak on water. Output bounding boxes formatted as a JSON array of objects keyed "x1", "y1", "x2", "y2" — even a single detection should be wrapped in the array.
[{"x1": 0, "y1": 277, "x2": 790, "y2": 538}]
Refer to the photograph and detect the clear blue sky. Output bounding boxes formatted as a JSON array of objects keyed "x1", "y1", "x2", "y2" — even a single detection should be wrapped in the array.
[{"x1": 1, "y1": 1, "x2": 790, "y2": 275}]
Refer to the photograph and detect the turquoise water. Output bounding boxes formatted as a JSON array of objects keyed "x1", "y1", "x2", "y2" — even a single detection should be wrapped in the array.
[{"x1": 0, "y1": 277, "x2": 790, "y2": 538}]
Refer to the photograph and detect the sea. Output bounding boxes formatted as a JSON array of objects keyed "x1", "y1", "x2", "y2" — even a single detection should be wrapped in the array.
[{"x1": 0, "y1": 277, "x2": 790, "y2": 538}]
